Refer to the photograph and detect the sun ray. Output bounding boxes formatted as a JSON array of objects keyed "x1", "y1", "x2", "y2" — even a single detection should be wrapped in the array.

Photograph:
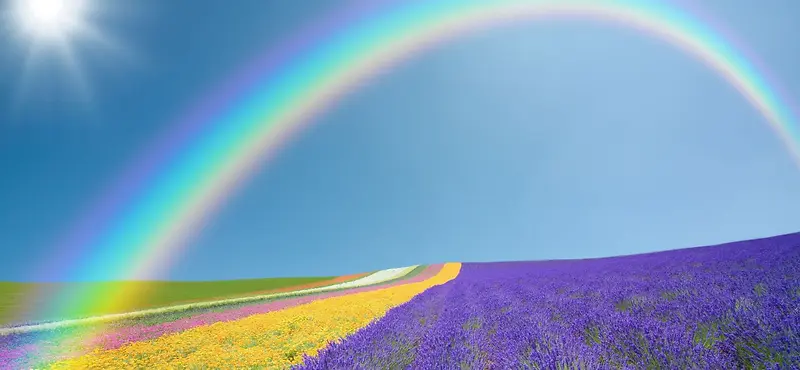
[
  {"x1": 3, "y1": 0, "x2": 136, "y2": 112},
  {"x1": 56, "y1": 39, "x2": 93, "y2": 104},
  {"x1": 74, "y1": 20, "x2": 141, "y2": 66},
  {"x1": 11, "y1": 43, "x2": 47, "y2": 114}
]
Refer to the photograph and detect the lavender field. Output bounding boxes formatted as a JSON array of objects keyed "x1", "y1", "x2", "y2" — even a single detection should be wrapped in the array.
[{"x1": 299, "y1": 233, "x2": 800, "y2": 369}]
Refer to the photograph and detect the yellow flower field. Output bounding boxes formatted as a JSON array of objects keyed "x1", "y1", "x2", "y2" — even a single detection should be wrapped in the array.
[{"x1": 49, "y1": 263, "x2": 461, "y2": 369}]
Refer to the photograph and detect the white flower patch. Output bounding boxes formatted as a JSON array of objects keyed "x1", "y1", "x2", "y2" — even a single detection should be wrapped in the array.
[{"x1": 294, "y1": 265, "x2": 417, "y2": 294}]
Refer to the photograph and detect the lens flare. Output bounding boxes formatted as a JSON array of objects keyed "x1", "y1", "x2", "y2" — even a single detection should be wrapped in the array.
[{"x1": 13, "y1": 0, "x2": 88, "y2": 41}]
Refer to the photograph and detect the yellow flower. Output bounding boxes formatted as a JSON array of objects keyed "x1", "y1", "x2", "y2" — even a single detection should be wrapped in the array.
[{"x1": 49, "y1": 263, "x2": 460, "y2": 369}]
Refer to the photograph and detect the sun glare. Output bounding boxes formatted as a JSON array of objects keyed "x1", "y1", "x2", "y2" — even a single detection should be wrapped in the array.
[
  {"x1": 2, "y1": 0, "x2": 135, "y2": 108},
  {"x1": 13, "y1": 0, "x2": 88, "y2": 41}
]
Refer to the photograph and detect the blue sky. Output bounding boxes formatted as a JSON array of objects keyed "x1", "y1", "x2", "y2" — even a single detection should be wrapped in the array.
[{"x1": 0, "y1": 0, "x2": 798, "y2": 281}]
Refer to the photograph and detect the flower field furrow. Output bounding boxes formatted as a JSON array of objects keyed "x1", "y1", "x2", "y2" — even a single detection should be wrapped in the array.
[
  {"x1": 85, "y1": 264, "x2": 438, "y2": 351},
  {"x1": 45, "y1": 263, "x2": 461, "y2": 369},
  {"x1": 0, "y1": 266, "x2": 416, "y2": 336},
  {"x1": 0, "y1": 265, "x2": 438, "y2": 369},
  {"x1": 297, "y1": 277, "x2": 456, "y2": 369},
  {"x1": 297, "y1": 233, "x2": 800, "y2": 368}
]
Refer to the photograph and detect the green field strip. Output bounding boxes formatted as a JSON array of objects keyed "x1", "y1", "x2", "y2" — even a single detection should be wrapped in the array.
[
  {"x1": 122, "y1": 264, "x2": 432, "y2": 327},
  {"x1": 0, "y1": 265, "x2": 427, "y2": 334},
  {"x1": 0, "y1": 276, "x2": 333, "y2": 326}
]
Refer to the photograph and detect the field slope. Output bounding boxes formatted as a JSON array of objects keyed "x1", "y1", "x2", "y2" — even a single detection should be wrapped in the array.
[
  {"x1": 1, "y1": 232, "x2": 798, "y2": 369},
  {"x1": 301, "y1": 232, "x2": 800, "y2": 369},
  {"x1": 0, "y1": 276, "x2": 338, "y2": 325}
]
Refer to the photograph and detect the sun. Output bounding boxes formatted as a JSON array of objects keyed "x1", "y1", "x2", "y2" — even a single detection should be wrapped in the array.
[
  {"x1": 2, "y1": 0, "x2": 135, "y2": 109},
  {"x1": 12, "y1": 0, "x2": 89, "y2": 42}
]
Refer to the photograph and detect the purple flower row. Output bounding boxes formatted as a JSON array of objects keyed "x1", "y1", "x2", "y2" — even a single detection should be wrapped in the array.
[{"x1": 298, "y1": 232, "x2": 800, "y2": 369}]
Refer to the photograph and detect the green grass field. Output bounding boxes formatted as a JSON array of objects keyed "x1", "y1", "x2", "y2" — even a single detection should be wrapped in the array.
[{"x1": 0, "y1": 276, "x2": 333, "y2": 325}]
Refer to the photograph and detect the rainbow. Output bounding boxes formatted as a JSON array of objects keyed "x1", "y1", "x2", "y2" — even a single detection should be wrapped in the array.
[{"x1": 26, "y1": 0, "x2": 799, "y2": 323}]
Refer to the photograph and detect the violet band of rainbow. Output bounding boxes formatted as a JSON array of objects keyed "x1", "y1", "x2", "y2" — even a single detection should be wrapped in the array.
[{"x1": 26, "y1": 0, "x2": 800, "y2": 342}]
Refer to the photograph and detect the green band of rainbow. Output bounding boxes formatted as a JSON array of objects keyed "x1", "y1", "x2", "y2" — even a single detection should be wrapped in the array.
[{"x1": 32, "y1": 0, "x2": 799, "y2": 323}]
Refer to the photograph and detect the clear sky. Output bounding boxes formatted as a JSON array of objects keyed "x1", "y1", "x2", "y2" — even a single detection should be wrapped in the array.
[{"x1": 0, "y1": 0, "x2": 798, "y2": 281}]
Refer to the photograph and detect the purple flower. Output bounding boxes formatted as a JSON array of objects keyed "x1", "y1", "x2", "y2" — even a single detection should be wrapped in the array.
[{"x1": 296, "y1": 232, "x2": 800, "y2": 369}]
